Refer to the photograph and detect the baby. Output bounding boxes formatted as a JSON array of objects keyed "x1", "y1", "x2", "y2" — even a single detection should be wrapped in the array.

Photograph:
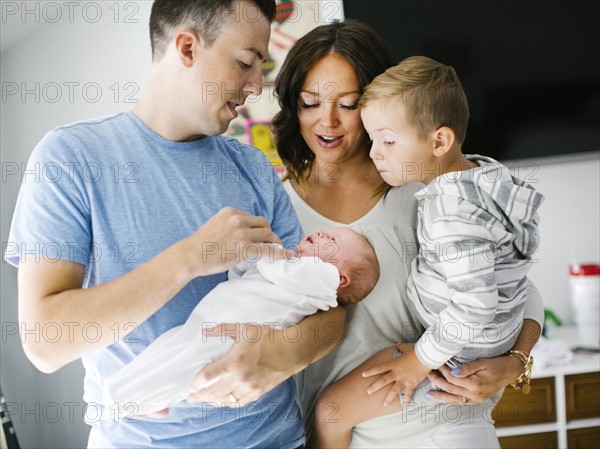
[{"x1": 104, "y1": 227, "x2": 379, "y2": 416}]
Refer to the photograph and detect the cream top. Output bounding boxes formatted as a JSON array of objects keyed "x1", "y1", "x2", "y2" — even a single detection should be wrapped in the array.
[{"x1": 285, "y1": 180, "x2": 543, "y2": 447}]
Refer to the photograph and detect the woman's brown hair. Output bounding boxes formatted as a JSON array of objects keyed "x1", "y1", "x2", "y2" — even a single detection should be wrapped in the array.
[{"x1": 272, "y1": 20, "x2": 395, "y2": 184}]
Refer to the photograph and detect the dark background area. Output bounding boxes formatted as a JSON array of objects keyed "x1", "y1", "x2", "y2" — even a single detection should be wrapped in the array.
[{"x1": 343, "y1": 0, "x2": 600, "y2": 161}]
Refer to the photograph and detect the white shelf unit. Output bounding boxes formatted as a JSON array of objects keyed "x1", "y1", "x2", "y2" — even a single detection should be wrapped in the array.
[{"x1": 495, "y1": 326, "x2": 600, "y2": 448}]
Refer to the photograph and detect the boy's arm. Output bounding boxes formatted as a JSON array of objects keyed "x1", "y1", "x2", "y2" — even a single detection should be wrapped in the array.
[
  {"x1": 427, "y1": 281, "x2": 543, "y2": 403},
  {"x1": 414, "y1": 231, "x2": 500, "y2": 370}
]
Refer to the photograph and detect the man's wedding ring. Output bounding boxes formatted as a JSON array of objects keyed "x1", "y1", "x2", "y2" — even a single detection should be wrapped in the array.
[{"x1": 462, "y1": 396, "x2": 470, "y2": 405}]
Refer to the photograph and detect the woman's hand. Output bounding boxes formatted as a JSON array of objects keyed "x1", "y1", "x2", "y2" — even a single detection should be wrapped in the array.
[
  {"x1": 426, "y1": 355, "x2": 523, "y2": 404},
  {"x1": 427, "y1": 318, "x2": 541, "y2": 404}
]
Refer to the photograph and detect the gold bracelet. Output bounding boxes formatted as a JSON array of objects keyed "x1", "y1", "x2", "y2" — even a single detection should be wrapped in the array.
[{"x1": 506, "y1": 350, "x2": 533, "y2": 394}]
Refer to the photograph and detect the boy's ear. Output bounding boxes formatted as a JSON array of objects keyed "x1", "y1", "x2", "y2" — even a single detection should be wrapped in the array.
[
  {"x1": 338, "y1": 273, "x2": 350, "y2": 288},
  {"x1": 174, "y1": 29, "x2": 200, "y2": 68},
  {"x1": 432, "y1": 126, "x2": 455, "y2": 157}
]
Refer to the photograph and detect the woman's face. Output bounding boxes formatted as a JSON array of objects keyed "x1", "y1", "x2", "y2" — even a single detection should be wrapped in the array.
[{"x1": 298, "y1": 53, "x2": 368, "y2": 165}]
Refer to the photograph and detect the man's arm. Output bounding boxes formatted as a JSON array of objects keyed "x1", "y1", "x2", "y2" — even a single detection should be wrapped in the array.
[
  {"x1": 189, "y1": 307, "x2": 347, "y2": 406},
  {"x1": 17, "y1": 207, "x2": 286, "y2": 373}
]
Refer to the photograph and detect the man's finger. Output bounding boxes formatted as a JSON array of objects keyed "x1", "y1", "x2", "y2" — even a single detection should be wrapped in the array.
[
  {"x1": 191, "y1": 361, "x2": 227, "y2": 392},
  {"x1": 241, "y1": 243, "x2": 292, "y2": 262},
  {"x1": 247, "y1": 227, "x2": 281, "y2": 245},
  {"x1": 270, "y1": 245, "x2": 295, "y2": 261},
  {"x1": 240, "y1": 213, "x2": 270, "y2": 229}
]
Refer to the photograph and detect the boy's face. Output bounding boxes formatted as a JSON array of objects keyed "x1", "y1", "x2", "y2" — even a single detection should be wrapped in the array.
[{"x1": 362, "y1": 102, "x2": 436, "y2": 186}]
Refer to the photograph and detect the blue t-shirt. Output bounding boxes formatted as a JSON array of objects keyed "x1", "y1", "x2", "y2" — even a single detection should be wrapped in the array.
[{"x1": 6, "y1": 112, "x2": 305, "y2": 448}]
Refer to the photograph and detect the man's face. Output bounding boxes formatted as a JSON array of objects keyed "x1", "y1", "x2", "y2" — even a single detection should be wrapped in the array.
[{"x1": 186, "y1": 1, "x2": 271, "y2": 138}]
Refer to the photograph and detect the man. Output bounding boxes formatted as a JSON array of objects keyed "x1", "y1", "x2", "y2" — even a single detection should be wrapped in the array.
[{"x1": 5, "y1": 1, "x2": 345, "y2": 447}]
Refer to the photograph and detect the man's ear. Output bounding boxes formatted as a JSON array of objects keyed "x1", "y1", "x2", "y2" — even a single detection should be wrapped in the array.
[
  {"x1": 432, "y1": 126, "x2": 455, "y2": 157},
  {"x1": 339, "y1": 273, "x2": 350, "y2": 288},
  {"x1": 174, "y1": 29, "x2": 201, "y2": 68}
]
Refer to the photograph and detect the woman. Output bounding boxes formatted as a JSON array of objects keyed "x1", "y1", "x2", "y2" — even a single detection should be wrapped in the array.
[{"x1": 272, "y1": 20, "x2": 543, "y2": 448}]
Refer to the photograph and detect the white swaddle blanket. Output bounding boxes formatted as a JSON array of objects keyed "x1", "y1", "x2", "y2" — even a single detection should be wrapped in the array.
[{"x1": 103, "y1": 256, "x2": 339, "y2": 416}]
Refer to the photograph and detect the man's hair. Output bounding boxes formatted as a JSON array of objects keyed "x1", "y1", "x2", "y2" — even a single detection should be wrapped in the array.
[
  {"x1": 149, "y1": 0, "x2": 276, "y2": 61},
  {"x1": 337, "y1": 236, "x2": 380, "y2": 303},
  {"x1": 360, "y1": 56, "x2": 470, "y2": 144},
  {"x1": 272, "y1": 20, "x2": 395, "y2": 185}
]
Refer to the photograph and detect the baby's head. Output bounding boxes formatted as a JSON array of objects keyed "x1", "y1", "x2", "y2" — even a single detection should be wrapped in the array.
[
  {"x1": 296, "y1": 228, "x2": 380, "y2": 304},
  {"x1": 359, "y1": 56, "x2": 470, "y2": 186}
]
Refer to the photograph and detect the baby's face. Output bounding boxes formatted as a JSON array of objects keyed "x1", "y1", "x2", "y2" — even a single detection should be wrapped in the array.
[{"x1": 296, "y1": 228, "x2": 365, "y2": 269}]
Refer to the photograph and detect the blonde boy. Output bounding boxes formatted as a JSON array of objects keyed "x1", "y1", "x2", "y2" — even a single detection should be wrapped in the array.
[{"x1": 310, "y1": 56, "x2": 544, "y2": 448}]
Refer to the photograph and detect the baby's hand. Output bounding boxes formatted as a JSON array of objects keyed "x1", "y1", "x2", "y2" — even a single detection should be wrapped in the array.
[{"x1": 362, "y1": 343, "x2": 431, "y2": 406}]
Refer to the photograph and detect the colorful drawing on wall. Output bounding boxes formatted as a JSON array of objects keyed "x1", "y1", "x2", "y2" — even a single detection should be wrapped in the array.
[
  {"x1": 261, "y1": 56, "x2": 277, "y2": 79},
  {"x1": 270, "y1": 1, "x2": 297, "y2": 53},
  {"x1": 246, "y1": 121, "x2": 285, "y2": 175}
]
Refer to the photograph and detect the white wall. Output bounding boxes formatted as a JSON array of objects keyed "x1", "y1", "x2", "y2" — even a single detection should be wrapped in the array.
[
  {"x1": 512, "y1": 153, "x2": 600, "y2": 326},
  {"x1": 1, "y1": 1, "x2": 598, "y2": 448},
  {"x1": 1, "y1": 2, "x2": 153, "y2": 447}
]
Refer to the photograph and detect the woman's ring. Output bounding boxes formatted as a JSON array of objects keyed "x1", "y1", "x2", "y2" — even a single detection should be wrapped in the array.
[
  {"x1": 462, "y1": 395, "x2": 470, "y2": 405},
  {"x1": 229, "y1": 393, "x2": 239, "y2": 403}
]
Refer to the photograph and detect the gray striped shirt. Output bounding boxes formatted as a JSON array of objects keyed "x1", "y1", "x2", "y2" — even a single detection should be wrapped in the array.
[{"x1": 409, "y1": 155, "x2": 544, "y2": 369}]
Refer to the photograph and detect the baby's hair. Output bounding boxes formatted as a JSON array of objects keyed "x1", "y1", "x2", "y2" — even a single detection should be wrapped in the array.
[
  {"x1": 338, "y1": 233, "x2": 380, "y2": 303},
  {"x1": 359, "y1": 56, "x2": 469, "y2": 143}
]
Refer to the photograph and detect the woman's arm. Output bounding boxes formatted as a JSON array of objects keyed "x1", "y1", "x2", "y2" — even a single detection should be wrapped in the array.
[
  {"x1": 426, "y1": 281, "x2": 543, "y2": 403},
  {"x1": 426, "y1": 318, "x2": 540, "y2": 403}
]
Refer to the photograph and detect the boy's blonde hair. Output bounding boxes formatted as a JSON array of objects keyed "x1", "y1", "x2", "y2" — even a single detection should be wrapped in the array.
[{"x1": 359, "y1": 56, "x2": 469, "y2": 144}]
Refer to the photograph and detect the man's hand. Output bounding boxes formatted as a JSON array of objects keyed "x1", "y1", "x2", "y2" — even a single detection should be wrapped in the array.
[
  {"x1": 187, "y1": 308, "x2": 346, "y2": 407},
  {"x1": 187, "y1": 323, "x2": 297, "y2": 406},
  {"x1": 184, "y1": 207, "x2": 290, "y2": 277}
]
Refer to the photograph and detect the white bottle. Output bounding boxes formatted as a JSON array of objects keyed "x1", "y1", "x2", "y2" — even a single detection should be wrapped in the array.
[{"x1": 569, "y1": 263, "x2": 600, "y2": 348}]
